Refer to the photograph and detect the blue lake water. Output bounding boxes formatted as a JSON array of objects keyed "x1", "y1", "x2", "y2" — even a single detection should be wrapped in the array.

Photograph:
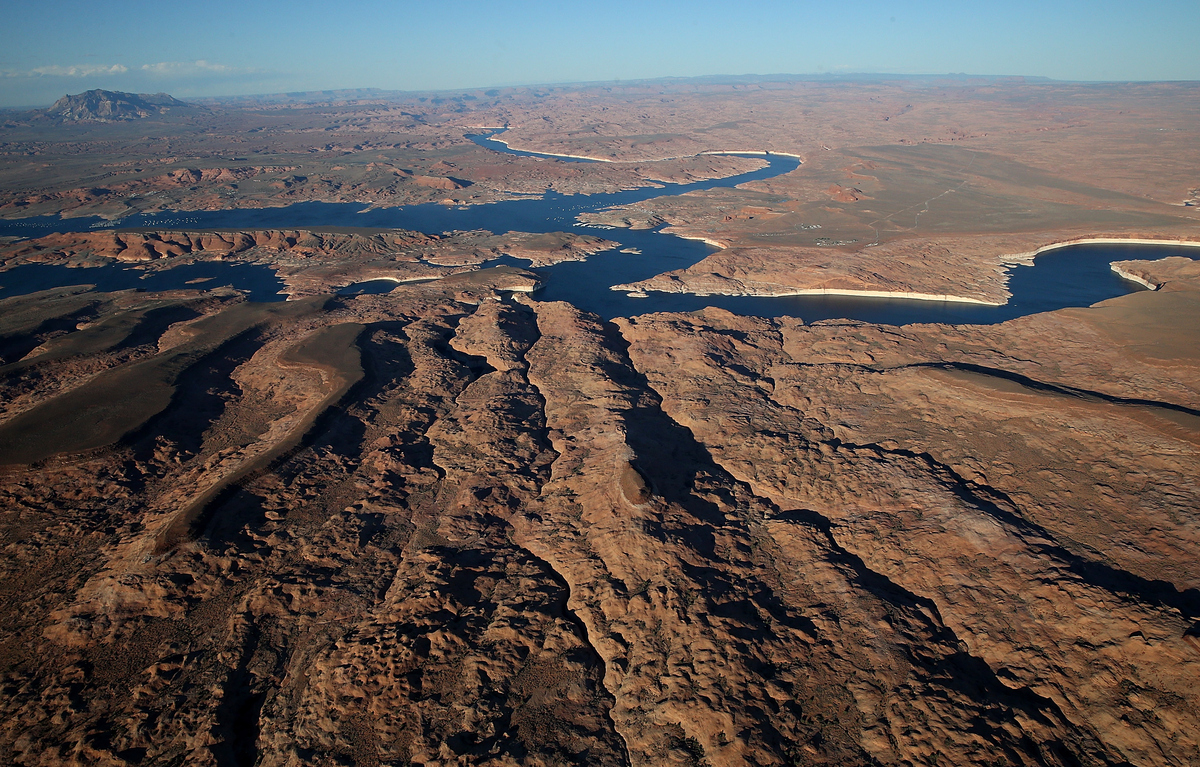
[
  {"x1": 0, "y1": 260, "x2": 287, "y2": 303},
  {"x1": 0, "y1": 131, "x2": 1194, "y2": 324}
]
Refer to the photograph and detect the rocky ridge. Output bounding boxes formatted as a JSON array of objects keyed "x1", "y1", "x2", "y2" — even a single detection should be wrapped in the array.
[{"x1": 0, "y1": 252, "x2": 1196, "y2": 765}]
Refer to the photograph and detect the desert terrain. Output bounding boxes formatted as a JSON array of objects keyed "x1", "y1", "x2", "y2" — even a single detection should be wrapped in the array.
[{"x1": 0, "y1": 78, "x2": 1197, "y2": 765}]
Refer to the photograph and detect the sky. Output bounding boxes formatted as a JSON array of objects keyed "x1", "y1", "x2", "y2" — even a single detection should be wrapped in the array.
[{"x1": 2, "y1": 0, "x2": 1198, "y2": 107}]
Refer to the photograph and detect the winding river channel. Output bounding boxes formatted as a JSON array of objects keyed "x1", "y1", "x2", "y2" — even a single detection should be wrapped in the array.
[{"x1": 1, "y1": 130, "x2": 1195, "y2": 324}]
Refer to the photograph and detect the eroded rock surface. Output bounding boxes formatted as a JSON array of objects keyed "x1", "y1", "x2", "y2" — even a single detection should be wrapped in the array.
[{"x1": 0, "y1": 255, "x2": 1197, "y2": 765}]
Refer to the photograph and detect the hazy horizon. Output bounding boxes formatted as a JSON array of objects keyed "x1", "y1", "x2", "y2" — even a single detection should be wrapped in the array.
[
  {"x1": 3, "y1": 0, "x2": 1198, "y2": 108},
  {"x1": 5, "y1": 71, "x2": 1118, "y2": 109}
]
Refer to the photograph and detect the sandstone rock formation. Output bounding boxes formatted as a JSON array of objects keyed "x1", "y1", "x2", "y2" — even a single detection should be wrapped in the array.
[{"x1": 0, "y1": 251, "x2": 1196, "y2": 765}]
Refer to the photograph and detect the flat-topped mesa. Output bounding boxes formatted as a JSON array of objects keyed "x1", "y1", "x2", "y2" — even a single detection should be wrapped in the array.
[{"x1": 43, "y1": 89, "x2": 198, "y2": 122}]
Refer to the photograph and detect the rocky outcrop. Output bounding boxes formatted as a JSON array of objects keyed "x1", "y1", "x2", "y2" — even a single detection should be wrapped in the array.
[
  {"x1": 43, "y1": 90, "x2": 196, "y2": 122},
  {"x1": 412, "y1": 174, "x2": 472, "y2": 190}
]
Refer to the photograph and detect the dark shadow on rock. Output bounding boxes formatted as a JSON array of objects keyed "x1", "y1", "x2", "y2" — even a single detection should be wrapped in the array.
[
  {"x1": 124, "y1": 327, "x2": 265, "y2": 458},
  {"x1": 113, "y1": 304, "x2": 202, "y2": 352},
  {"x1": 0, "y1": 301, "x2": 101, "y2": 365},
  {"x1": 771, "y1": 507, "x2": 1120, "y2": 765}
]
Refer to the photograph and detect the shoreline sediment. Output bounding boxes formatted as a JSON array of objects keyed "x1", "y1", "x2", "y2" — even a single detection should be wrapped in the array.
[
  {"x1": 614, "y1": 235, "x2": 1200, "y2": 307},
  {"x1": 611, "y1": 282, "x2": 1001, "y2": 306},
  {"x1": 672, "y1": 232, "x2": 727, "y2": 249},
  {"x1": 699, "y1": 149, "x2": 806, "y2": 160},
  {"x1": 479, "y1": 128, "x2": 803, "y2": 166},
  {"x1": 1109, "y1": 265, "x2": 1160, "y2": 290},
  {"x1": 485, "y1": 137, "x2": 614, "y2": 163},
  {"x1": 1005, "y1": 236, "x2": 1200, "y2": 265}
]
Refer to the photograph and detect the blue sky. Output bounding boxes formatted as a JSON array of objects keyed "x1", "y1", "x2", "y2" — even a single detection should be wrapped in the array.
[{"x1": 2, "y1": 0, "x2": 1197, "y2": 106}]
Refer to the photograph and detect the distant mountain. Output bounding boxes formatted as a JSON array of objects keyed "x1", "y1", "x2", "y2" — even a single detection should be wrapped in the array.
[{"x1": 43, "y1": 89, "x2": 196, "y2": 122}]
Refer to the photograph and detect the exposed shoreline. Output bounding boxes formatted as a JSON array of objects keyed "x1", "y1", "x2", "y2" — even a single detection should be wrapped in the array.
[
  {"x1": 699, "y1": 149, "x2": 806, "y2": 160},
  {"x1": 745, "y1": 287, "x2": 1000, "y2": 305},
  {"x1": 486, "y1": 137, "x2": 805, "y2": 165},
  {"x1": 672, "y1": 232, "x2": 727, "y2": 249},
  {"x1": 614, "y1": 235, "x2": 1200, "y2": 307},
  {"x1": 611, "y1": 281, "x2": 1001, "y2": 306},
  {"x1": 1109, "y1": 265, "x2": 1160, "y2": 290},
  {"x1": 485, "y1": 136, "x2": 614, "y2": 163},
  {"x1": 1006, "y1": 236, "x2": 1200, "y2": 265},
  {"x1": 478, "y1": 129, "x2": 803, "y2": 166}
]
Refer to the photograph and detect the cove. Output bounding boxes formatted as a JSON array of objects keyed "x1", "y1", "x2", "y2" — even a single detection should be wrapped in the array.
[{"x1": 0, "y1": 133, "x2": 1194, "y2": 324}]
